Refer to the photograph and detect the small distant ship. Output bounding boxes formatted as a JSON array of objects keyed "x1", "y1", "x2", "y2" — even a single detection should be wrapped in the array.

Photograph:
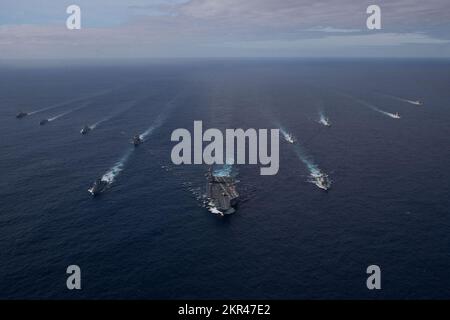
[
  {"x1": 131, "y1": 135, "x2": 143, "y2": 146},
  {"x1": 410, "y1": 100, "x2": 423, "y2": 106},
  {"x1": 206, "y1": 168, "x2": 239, "y2": 215},
  {"x1": 392, "y1": 112, "x2": 401, "y2": 119},
  {"x1": 88, "y1": 178, "x2": 108, "y2": 196},
  {"x1": 312, "y1": 173, "x2": 331, "y2": 191},
  {"x1": 283, "y1": 132, "x2": 296, "y2": 144},
  {"x1": 16, "y1": 111, "x2": 28, "y2": 119},
  {"x1": 40, "y1": 119, "x2": 49, "y2": 125},
  {"x1": 80, "y1": 125, "x2": 92, "y2": 135},
  {"x1": 319, "y1": 117, "x2": 331, "y2": 127}
]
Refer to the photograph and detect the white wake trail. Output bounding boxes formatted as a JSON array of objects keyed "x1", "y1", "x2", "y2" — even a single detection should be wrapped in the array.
[
  {"x1": 101, "y1": 149, "x2": 133, "y2": 184},
  {"x1": 344, "y1": 94, "x2": 400, "y2": 119},
  {"x1": 318, "y1": 110, "x2": 331, "y2": 126},
  {"x1": 28, "y1": 89, "x2": 110, "y2": 115},
  {"x1": 293, "y1": 144, "x2": 322, "y2": 178},
  {"x1": 90, "y1": 114, "x2": 114, "y2": 130},
  {"x1": 47, "y1": 101, "x2": 91, "y2": 122},
  {"x1": 99, "y1": 96, "x2": 179, "y2": 186},
  {"x1": 278, "y1": 125, "x2": 296, "y2": 144},
  {"x1": 139, "y1": 98, "x2": 177, "y2": 140},
  {"x1": 277, "y1": 122, "x2": 330, "y2": 188},
  {"x1": 90, "y1": 100, "x2": 139, "y2": 130},
  {"x1": 378, "y1": 93, "x2": 423, "y2": 106}
]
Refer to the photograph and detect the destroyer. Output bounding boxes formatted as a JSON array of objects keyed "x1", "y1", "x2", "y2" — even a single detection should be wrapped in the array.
[
  {"x1": 16, "y1": 111, "x2": 28, "y2": 119},
  {"x1": 206, "y1": 168, "x2": 239, "y2": 215},
  {"x1": 131, "y1": 135, "x2": 143, "y2": 146},
  {"x1": 312, "y1": 173, "x2": 331, "y2": 191},
  {"x1": 80, "y1": 125, "x2": 92, "y2": 135},
  {"x1": 319, "y1": 117, "x2": 331, "y2": 127},
  {"x1": 88, "y1": 178, "x2": 108, "y2": 196},
  {"x1": 283, "y1": 132, "x2": 296, "y2": 144}
]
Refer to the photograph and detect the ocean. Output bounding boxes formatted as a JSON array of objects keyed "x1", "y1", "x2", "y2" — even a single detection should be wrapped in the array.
[{"x1": 1, "y1": 59, "x2": 449, "y2": 299}]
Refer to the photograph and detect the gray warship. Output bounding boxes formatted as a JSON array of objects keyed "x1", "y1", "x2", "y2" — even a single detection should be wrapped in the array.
[
  {"x1": 88, "y1": 178, "x2": 108, "y2": 196},
  {"x1": 80, "y1": 125, "x2": 92, "y2": 135},
  {"x1": 206, "y1": 167, "x2": 239, "y2": 215},
  {"x1": 131, "y1": 135, "x2": 143, "y2": 146},
  {"x1": 16, "y1": 111, "x2": 28, "y2": 119}
]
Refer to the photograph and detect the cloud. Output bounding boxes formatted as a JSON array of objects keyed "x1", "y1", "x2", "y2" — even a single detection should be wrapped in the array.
[
  {"x1": 306, "y1": 27, "x2": 362, "y2": 33},
  {"x1": 219, "y1": 33, "x2": 450, "y2": 50},
  {"x1": 1, "y1": 0, "x2": 450, "y2": 58},
  {"x1": 175, "y1": 0, "x2": 450, "y2": 29}
]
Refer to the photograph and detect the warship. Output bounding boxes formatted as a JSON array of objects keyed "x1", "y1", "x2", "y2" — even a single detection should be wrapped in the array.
[
  {"x1": 80, "y1": 125, "x2": 92, "y2": 135},
  {"x1": 282, "y1": 132, "x2": 296, "y2": 144},
  {"x1": 88, "y1": 178, "x2": 108, "y2": 196},
  {"x1": 206, "y1": 168, "x2": 239, "y2": 215},
  {"x1": 16, "y1": 111, "x2": 28, "y2": 119},
  {"x1": 319, "y1": 117, "x2": 331, "y2": 127},
  {"x1": 132, "y1": 135, "x2": 143, "y2": 146},
  {"x1": 313, "y1": 173, "x2": 331, "y2": 191}
]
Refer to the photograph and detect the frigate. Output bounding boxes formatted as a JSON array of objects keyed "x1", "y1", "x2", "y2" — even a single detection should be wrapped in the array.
[
  {"x1": 132, "y1": 135, "x2": 143, "y2": 146},
  {"x1": 80, "y1": 125, "x2": 92, "y2": 135},
  {"x1": 16, "y1": 111, "x2": 28, "y2": 119},
  {"x1": 88, "y1": 178, "x2": 108, "y2": 196}
]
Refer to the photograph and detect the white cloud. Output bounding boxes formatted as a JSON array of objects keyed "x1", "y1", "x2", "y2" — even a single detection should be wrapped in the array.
[
  {"x1": 306, "y1": 26, "x2": 362, "y2": 33},
  {"x1": 1, "y1": 0, "x2": 450, "y2": 58},
  {"x1": 217, "y1": 33, "x2": 450, "y2": 50}
]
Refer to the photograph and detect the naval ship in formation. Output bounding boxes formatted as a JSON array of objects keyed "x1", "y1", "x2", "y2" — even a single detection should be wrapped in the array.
[
  {"x1": 88, "y1": 178, "x2": 109, "y2": 196},
  {"x1": 80, "y1": 125, "x2": 92, "y2": 135},
  {"x1": 132, "y1": 135, "x2": 143, "y2": 146},
  {"x1": 206, "y1": 168, "x2": 239, "y2": 215},
  {"x1": 16, "y1": 111, "x2": 28, "y2": 119}
]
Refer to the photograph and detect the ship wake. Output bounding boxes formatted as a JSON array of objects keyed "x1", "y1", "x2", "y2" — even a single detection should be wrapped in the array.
[
  {"x1": 90, "y1": 100, "x2": 138, "y2": 130},
  {"x1": 139, "y1": 98, "x2": 177, "y2": 140},
  {"x1": 47, "y1": 101, "x2": 91, "y2": 122},
  {"x1": 101, "y1": 148, "x2": 133, "y2": 184},
  {"x1": 293, "y1": 144, "x2": 331, "y2": 189},
  {"x1": 279, "y1": 122, "x2": 331, "y2": 189},
  {"x1": 318, "y1": 110, "x2": 331, "y2": 126},
  {"x1": 348, "y1": 95, "x2": 400, "y2": 119},
  {"x1": 379, "y1": 93, "x2": 423, "y2": 106},
  {"x1": 278, "y1": 126, "x2": 296, "y2": 144},
  {"x1": 293, "y1": 144, "x2": 320, "y2": 177},
  {"x1": 29, "y1": 89, "x2": 110, "y2": 115},
  {"x1": 97, "y1": 97, "x2": 178, "y2": 188}
]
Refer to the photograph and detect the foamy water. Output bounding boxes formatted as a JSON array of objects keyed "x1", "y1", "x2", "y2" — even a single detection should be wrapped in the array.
[
  {"x1": 101, "y1": 148, "x2": 133, "y2": 184},
  {"x1": 350, "y1": 96, "x2": 400, "y2": 119}
]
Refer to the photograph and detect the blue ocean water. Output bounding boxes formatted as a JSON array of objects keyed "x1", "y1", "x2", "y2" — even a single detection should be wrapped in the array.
[{"x1": 0, "y1": 59, "x2": 449, "y2": 299}]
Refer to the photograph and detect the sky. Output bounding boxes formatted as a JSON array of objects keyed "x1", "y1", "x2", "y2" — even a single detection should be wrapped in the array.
[{"x1": 0, "y1": 0, "x2": 450, "y2": 59}]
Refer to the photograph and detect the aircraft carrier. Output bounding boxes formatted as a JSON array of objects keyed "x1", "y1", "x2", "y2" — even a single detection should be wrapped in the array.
[{"x1": 206, "y1": 168, "x2": 239, "y2": 215}]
